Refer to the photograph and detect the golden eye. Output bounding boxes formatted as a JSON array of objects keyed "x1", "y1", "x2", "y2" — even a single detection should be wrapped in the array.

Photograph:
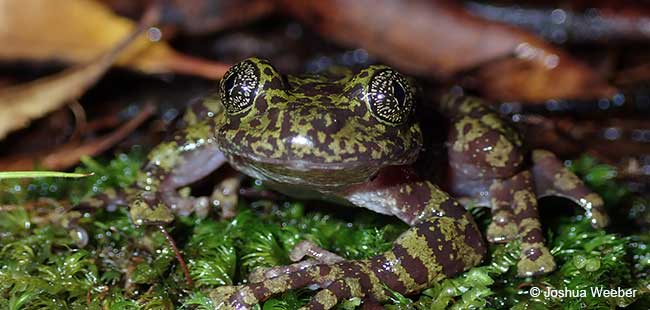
[
  {"x1": 366, "y1": 69, "x2": 414, "y2": 125},
  {"x1": 220, "y1": 60, "x2": 259, "y2": 115}
]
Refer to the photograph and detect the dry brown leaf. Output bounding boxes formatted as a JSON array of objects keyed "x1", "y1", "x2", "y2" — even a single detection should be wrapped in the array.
[
  {"x1": 0, "y1": 104, "x2": 155, "y2": 171},
  {"x1": 0, "y1": 6, "x2": 154, "y2": 140},
  {"x1": 167, "y1": 0, "x2": 275, "y2": 34},
  {"x1": 470, "y1": 54, "x2": 616, "y2": 102},
  {"x1": 281, "y1": 0, "x2": 615, "y2": 101},
  {"x1": 0, "y1": 0, "x2": 229, "y2": 78}
]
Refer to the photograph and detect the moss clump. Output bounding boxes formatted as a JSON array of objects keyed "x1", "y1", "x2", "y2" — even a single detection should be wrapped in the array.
[{"x1": 0, "y1": 153, "x2": 649, "y2": 309}]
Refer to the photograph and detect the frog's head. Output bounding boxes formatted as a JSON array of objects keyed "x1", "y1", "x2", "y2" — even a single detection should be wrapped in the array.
[{"x1": 214, "y1": 57, "x2": 422, "y2": 187}]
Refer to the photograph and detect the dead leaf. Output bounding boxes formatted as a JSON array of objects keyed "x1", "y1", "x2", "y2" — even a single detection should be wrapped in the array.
[
  {"x1": 466, "y1": 1, "x2": 650, "y2": 44},
  {"x1": 469, "y1": 53, "x2": 616, "y2": 102},
  {"x1": 521, "y1": 114, "x2": 650, "y2": 162},
  {"x1": 280, "y1": 0, "x2": 615, "y2": 101},
  {"x1": 0, "y1": 0, "x2": 229, "y2": 78},
  {"x1": 0, "y1": 104, "x2": 155, "y2": 171},
  {"x1": 0, "y1": 6, "x2": 154, "y2": 140},
  {"x1": 615, "y1": 63, "x2": 650, "y2": 85},
  {"x1": 165, "y1": 0, "x2": 275, "y2": 35}
]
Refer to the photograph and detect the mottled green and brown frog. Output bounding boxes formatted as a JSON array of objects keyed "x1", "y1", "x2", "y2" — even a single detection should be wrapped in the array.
[{"x1": 85, "y1": 57, "x2": 609, "y2": 309}]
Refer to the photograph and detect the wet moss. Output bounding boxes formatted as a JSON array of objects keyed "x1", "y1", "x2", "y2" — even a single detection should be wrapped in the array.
[{"x1": 0, "y1": 153, "x2": 648, "y2": 309}]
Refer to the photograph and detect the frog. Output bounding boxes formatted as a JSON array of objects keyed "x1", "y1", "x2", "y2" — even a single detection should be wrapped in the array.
[
  {"x1": 438, "y1": 93, "x2": 610, "y2": 277},
  {"x1": 125, "y1": 57, "x2": 486, "y2": 309},
  {"x1": 118, "y1": 57, "x2": 608, "y2": 308}
]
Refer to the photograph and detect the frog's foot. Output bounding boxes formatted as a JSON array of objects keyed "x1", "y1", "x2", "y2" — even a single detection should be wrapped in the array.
[
  {"x1": 290, "y1": 240, "x2": 345, "y2": 264},
  {"x1": 248, "y1": 241, "x2": 344, "y2": 283},
  {"x1": 517, "y1": 242, "x2": 556, "y2": 277},
  {"x1": 210, "y1": 260, "x2": 374, "y2": 310},
  {"x1": 210, "y1": 177, "x2": 242, "y2": 220},
  {"x1": 163, "y1": 193, "x2": 210, "y2": 218},
  {"x1": 127, "y1": 195, "x2": 194, "y2": 285},
  {"x1": 128, "y1": 194, "x2": 176, "y2": 226},
  {"x1": 531, "y1": 149, "x2": 610, "y2": 228}
]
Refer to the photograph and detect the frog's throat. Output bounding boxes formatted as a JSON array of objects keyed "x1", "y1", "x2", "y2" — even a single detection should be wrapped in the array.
[{"x1": 225, "y1": 152, "x2": 416, "y2": 189}]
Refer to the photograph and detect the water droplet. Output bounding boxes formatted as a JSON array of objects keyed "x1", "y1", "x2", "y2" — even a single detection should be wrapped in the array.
[
  {"x1": 598, "y1": 98, "x2": 610, "y2": 110},
  {"x1": 543, "y1": 54, "x2": 559, "y2": 69},
  {"x1": 147, "y1": 27, "x2": 162, "y2": 42},
  {"x1": 550, "y1": 9, "x2": 567, "y2": 24},
  {"x1": 603, "y1": 127, "x2": 621, "y2": 140},
  {"x1": 612, "y1": 93, "x2": 625, "y2": 106},
  {"x1": 353, "y1": 49, "x2": 369, "y2": 64}
]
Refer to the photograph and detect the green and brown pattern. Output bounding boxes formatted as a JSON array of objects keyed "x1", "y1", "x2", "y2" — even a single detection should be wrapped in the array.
[
  {"x1": 441, "y1": 94, "x2": 609, "y2": 276},
  {"x1": 215, "y1": 58, "x2": 422, "y2": 189},
  {"x1": 210, "y1": 166, "x2": 485, "y2": 309},
  {"x1": 102, "y1": 57, "x2": 610, "y2": 307},
  {"x1": 128, "y1": 102, "x2": 227, "y2": 225},
  {"x1": 112, "y1": 58, "x2": 487, "y2": 308},
  {"x1": 531, "y1": 150, "x2": 609, "y2": 228}
]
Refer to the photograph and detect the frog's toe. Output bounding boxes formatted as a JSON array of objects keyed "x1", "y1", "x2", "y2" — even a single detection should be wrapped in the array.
[
  {"x1": 516, "y1": 244, "x2": 556, "y2": 277},
  {"x1": 209, "y1": 285, "x2": 256, "y2": 310},
  {"x1": 290, "y1": 240, "x2": 345, "y2": 264},
  {"x1": 248, "y1": 241, "x2": 347, "y2": 284},
  {"x1": 128, "y1": 197, "x2": 175, "y2": 226},
  {"x1": 589, "y1": 210, "x2": 610, "y2": 229},
  {"x1": 580, "y1": 193, "x2": 610, "y2": 228}
]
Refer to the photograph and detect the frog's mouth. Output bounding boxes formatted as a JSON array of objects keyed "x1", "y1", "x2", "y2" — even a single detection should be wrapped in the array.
[{"x1": 224, "y1": 152, "x2": 416, "y2": 189}]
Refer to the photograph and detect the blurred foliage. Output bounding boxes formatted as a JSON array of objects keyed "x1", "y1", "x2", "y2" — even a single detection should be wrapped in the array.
[{"x1": 0, "y1": 153, "x2": 649, "y2": 309}]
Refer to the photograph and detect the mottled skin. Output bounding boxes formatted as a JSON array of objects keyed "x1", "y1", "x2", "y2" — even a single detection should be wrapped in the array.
[
  {"x1": 126, "y1": 58, "x2": 486, "y2": 309},
  {"x1": 441, "y1": 93, "x2": 609, "y2": 276},
  {"x1": 118, "y1": 58, "x2": 608, "y2": 308}
]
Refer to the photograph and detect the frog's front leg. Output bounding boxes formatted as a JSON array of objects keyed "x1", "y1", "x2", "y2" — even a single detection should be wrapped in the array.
[
  {"x1": 128, "y1": 120, "x2": 227, "y2": 225},
  {"x1": 210, "y1": 166, "x2": 486, "y2": 309},
  {"x1": 126, "y1": 119, "x2": 228, "y2": 286}
]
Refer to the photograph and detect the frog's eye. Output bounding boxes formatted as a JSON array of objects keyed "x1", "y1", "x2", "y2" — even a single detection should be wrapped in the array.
[
  {"x1": 220, "y1": 60, "x2": 260, "y2": 115},
  {"x1": 366, "y1": 69, "x2": 414, "y2": 125}
]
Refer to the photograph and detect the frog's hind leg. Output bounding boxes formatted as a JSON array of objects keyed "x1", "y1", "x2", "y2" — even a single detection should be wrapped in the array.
[
  {"x1": 501, "y1": 171, "x2": 556, "y2": 276},
  {"x1": 531, "y1": 150, "x2": 609, "y2": 228},
  {"x1": 248, "y1": 240, "x2": 344, "y2": 283},
  {"x1": 209, "y1": 166, "x2": 486, "y2": 309}
]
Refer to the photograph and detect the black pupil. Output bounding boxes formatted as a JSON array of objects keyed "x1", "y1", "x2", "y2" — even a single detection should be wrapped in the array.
[
  {"x1": 392, "y1": 81, "x2": 406, "y2": 106},
  {"x1": 223, "y1": 73, "x2": 236, "y2": 96}
]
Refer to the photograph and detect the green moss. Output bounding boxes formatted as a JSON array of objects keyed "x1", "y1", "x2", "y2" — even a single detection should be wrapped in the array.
[{"x1": 0, "y1": 153, "x2": 648, "y2": 309}]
